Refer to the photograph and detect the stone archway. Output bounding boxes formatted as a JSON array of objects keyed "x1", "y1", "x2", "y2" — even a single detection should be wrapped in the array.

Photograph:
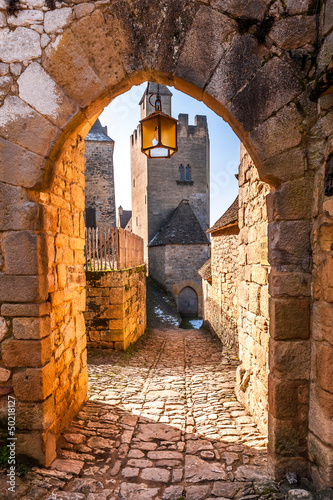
[
  {"x1": 173, "y1": 280, "x2": 203, "y2": 318},
  {"x1": 0, "y1": 0, "x2": 332, "y2": 487},
  {"x1": 178, "y1": 287, "x2": 198, "y2": 317}
]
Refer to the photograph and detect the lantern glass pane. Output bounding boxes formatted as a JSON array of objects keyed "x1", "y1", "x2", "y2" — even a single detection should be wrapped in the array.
[
  {"x1": 142, "y1": 116, "x2": 159, "y2": 150},
  {"x1": 150, "y1": 147, "x2": 169, "y2": 158},
  {"x1": 160, "y1": 116, "x2": 177, "y2": 149}
]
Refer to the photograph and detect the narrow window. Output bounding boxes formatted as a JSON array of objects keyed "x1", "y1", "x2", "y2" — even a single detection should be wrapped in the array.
[
  {"x1": 179, "y1": 164, "x2": 184, "y2": 181},
  {"x1": 133, "y1": 178, "x2": 136, "y2": 188},
  {"x1": 185, "y1": 164, "x2": 191, "y2": 181},
  {"x1": 136, "y1": 216, "x2": 138, "y2": 226},
  {"x1": 85, "y1": 207, "x2": 96, "y2": 228}
]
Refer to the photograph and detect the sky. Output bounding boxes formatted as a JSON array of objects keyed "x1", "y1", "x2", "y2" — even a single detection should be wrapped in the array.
[{"x1": 99, "y1": 82, "x2": 240, "y2": 227}]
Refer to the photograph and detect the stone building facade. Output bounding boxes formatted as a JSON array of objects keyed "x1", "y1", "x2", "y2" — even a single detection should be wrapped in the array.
[
  {"x1": 201, "y1": 146, "x2": 270, "y2": 435},
  {"x1": 84, "y1": 119, "x2": 116, "y2": 228},
  {"x1": 85, "y1": 265, "x2": 146, "y2": 351},
  {"x1": 0, "y1": 0, "x2": 332, "y2": 486},
  {"x1": 149, "y1": 199, "x2": 210, "y2": 317},
  {"x1": 131, "y1": 83, "x2": 210, "y2": 313},
  {"x1": 236, "y1": 145, "x2": 270, "y2": 435},
  {"x1": 200, "y1": 197, "x2": 239, "y2": 349}
]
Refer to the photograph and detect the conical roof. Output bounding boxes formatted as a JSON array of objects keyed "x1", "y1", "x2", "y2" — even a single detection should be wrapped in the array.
[
  {"x1": 86, "y1": 118, "x2": 114, "y2": 142},
  {"x1": 149, "y1": 200, "x2": 209, "y2": 247}
]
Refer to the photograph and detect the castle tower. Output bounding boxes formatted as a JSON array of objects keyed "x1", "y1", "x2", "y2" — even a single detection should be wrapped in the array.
[
  {"x1": 84, "y1": 118, "x2": 116, "y2": 228},
  {"x1": 131, "y1": 83, "x2": 210, "y2": 260},
  {"x1": 130, "y1": 83, "x2": 210, "y2": 316}
]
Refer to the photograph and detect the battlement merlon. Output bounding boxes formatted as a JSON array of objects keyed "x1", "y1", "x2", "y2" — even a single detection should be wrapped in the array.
[
  {"x1": 130, "y1": 126, "x2": 141, "y2": 146},
  {"x1": 178, "y1": 113, "x2": 208, "y2": 137}
]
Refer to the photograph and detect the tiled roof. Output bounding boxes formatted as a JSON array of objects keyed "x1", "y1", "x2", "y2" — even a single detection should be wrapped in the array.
[
  {"x1": 149, "y1": 200, "x2": 209, "y2": 247},
  {"x1": 207, "y1": 196, "x2": 239, "y2": 233},
  {"x1": 86, "y1": 118, "x2": 114, "y2": 142},
  {"x1": 119, "y1": 209, "x2": 132, "y2": 229},
  {"x1": 198, "y1": 258, "x2": 212, "y2": 282}
]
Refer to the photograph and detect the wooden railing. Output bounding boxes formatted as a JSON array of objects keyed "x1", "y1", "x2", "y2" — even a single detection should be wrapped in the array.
[{"x1": 85, "y1": 227, "x2": 144, "y2": 271}]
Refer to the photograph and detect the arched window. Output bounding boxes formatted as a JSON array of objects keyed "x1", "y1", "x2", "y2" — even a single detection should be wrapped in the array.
[
  {"x1": 179, "y1": 164, "x2": 184, "y2": 181},
  {"x1": 185, "y1": 164, "x2": 191, "y2": 181}
]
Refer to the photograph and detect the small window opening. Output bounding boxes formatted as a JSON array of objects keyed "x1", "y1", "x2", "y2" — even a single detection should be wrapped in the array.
[
  {"x1": 179, "y1": 164, "x2": 184, "y2": 181},
  {"x1": 185, "y1": 164, "x2": 191, "y2": 181}
]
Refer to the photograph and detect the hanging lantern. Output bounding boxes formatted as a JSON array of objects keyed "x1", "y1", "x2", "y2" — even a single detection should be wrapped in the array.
[{"x1": 140, "y1": 84, "x2": 178, "y2": 159}]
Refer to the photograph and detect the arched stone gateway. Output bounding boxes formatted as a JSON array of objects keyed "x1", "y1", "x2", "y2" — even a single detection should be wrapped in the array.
[
  {"x1": 0, "y1": 0, "x2": 332, "y2": 487},
  {"x1": 178, "y1": 287, "x2": 199, "y2": 317}
]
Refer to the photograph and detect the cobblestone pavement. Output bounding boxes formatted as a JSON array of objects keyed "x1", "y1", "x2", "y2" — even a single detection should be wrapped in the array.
[{"x1": 1, "y1": 327, "x2": 277, "y2": 500}]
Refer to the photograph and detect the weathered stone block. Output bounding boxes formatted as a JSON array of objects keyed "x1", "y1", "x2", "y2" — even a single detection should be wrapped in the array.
[
  {"x1": 269, "y1": 338, "x2": 310, "y2": 380},
  {"x1": 269, "y1": 16, "x2": 316, "y2": 50},
  {"x1": 0, "y1": 96, "x2": 59, "y2": 158},
  {"x1": 18, "y1": 62, "x2": 78, "y2": 128},
  {"x1": 308, "y1": 431, "x2": 333, "y2": 488},
  {"x1": 269, "y1": 298, "x2": 310, "y2": 340},
  {"x1": 2, "y1": 337, "x2": 52, "y2": 368},
  {"x1": 207, "y1": 33, "x2": 262, "y2": 107},
  {"x1": 268, "y1": 374, "x2": 307, "y2": 419},
  {"x1": 316, "y1": 343, "x2": 333, "y2": 394},
  {"x1": 230, "y1": 58, "x2": 302, "y2": 132},
  {"x1": 268, "y1": 413, "x2": 307, "y2": 457},
  {"x1": 71, "y1": 8, "x2": 127, "y2": 89},
  {"x1": 0, "y1": 137, "x2": 45, "y2": 189},
  {"x1": 268, "y1": 221, "x2": 311, "y2": 270},
  {"x1": 44, "y1": 7, "x2": 73, "y2": 35},
  {"x1": 13, "y1": 316, "x2": 50, "y2": 340},
  {"x1": 0, "y1": 27, "x2": 41, "y2": 63},
  {"x1": 1, "y1": 302, "x2": 51, "y2": 318},
  {"x1": 176, "y1": 7, "x2": 237, "y2": 89},
  {"x1": 0, "y1": 183, "x2": 40, "y2": 231},
  {"x1": 3, "y1": 231, "x2": 47, "y2": 275},
  {"x1": 312, "y1": 300, "x2": 333, "y2": 345},
  {"x1": 267, "y1": 178, "x2": 313, "y2": 221},
  {"x1": 16, "y1": 396, "x2": 54, "y2": 430},
  {"x1": 0, "y1": 274, "x2": 48, "y2": 303},
  {"x1": 260, "y1": 147, "x2": 306, "y2": 187},
  {"x1": 309, "y1": 385, "x2": 333, "y2": 445},
  {"x1": 16, "y1": 430, "x2": 56, "y2": 467},
  {"x1": 7, "y1": 9, "x2": 43, "y2": 27},
  {"x1": 269, "y1": 270, "x2": 311, "y2": 298},
  {"x1": 42, "y1": 31, "x2": 105, "y2": 108},
  {"x1": 250, "y1": 105, "x2": 303, "y2": 162}
]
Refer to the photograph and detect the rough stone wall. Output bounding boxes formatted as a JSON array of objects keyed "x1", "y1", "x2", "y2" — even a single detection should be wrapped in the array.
[
  {"x1": 236, "y1": 145, "x2": 270, "y2": 435},
  {"x1": 0, "y1": 136, "x2": 87, "y2": 465},
  {"x1": 149, "y1": 244, "x2": 209, "y2": 317},
  {"x1": 84, "y1": 140, "x2": 116, "y2": 228},
  {"x1": 202, "y1": 225, "x2": 239, "y2": 349},
  {"x1": 84, "y1": 266, "x2": 146, "y2": 351},
  {"x1": 308, "y1": 93, "x2": 333, "y2": 488}
]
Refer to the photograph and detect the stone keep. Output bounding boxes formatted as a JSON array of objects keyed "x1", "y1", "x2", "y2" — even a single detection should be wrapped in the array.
[
  {"x1": 131, "y1": 83, "x2": 210, "y2": 314},
  {"x1": 84, "y1": 119, "x2": 116, "y2": 228},
  {"x1": 131, "y1": 83, "x2": 210, "y2": 257}
]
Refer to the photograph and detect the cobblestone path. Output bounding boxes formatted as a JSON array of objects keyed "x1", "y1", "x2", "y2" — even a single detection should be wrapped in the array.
[{"x1": 2, "y1": 327, "x2": 273, "y2": 500}]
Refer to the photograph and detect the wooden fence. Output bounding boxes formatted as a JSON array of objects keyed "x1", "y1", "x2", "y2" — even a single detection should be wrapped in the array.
[{"x1": 85, "y1": 227, "x2": 144, "y2": 271}]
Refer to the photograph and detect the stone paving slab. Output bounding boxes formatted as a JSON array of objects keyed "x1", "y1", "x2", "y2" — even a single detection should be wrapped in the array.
[{"x1": 0, "y1": 328, "x2": 276, "y2": 499}]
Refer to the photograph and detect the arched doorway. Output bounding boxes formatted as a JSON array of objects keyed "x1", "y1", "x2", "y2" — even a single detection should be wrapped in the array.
[
  {"x1": 0, "y1": 0, "x2": 331, "y2": 487},
  {"x1": 178, "y1": 286, "x2": 198, "y2": 317}
]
